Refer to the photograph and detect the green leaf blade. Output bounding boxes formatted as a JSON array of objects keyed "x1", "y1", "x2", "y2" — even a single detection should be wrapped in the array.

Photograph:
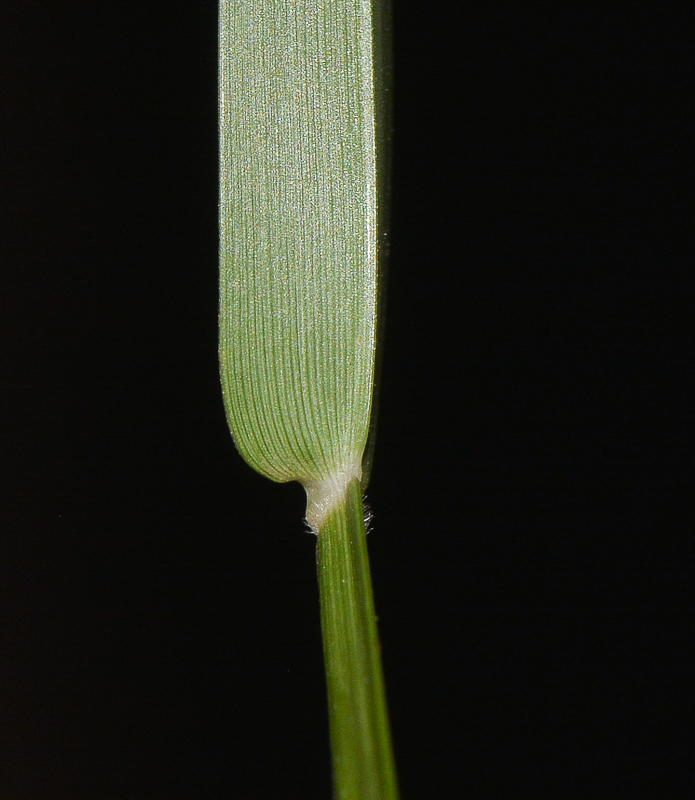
[{"x1": 219, "y1": 0, "x2": 382, "y2": 513}]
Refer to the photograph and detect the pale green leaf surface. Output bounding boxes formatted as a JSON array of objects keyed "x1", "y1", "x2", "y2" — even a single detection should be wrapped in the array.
[{"x1": 219, "y1": 0, "x2": 385, "y2": 524}]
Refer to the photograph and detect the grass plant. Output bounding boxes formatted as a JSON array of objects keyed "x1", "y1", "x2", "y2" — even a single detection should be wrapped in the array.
[{"x1": 219, "y1": 2, "x2": 396, "y2": 797}]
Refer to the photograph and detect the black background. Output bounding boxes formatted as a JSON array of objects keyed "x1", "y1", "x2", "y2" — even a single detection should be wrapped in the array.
[{"x1": 1, "y1": 2, "x2": 692, "y2": 798}]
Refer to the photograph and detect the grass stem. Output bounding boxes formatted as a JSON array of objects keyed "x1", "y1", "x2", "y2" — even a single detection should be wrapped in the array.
[{"x1": 316, "y1": 479, "x2": 399, "y2": 800}]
